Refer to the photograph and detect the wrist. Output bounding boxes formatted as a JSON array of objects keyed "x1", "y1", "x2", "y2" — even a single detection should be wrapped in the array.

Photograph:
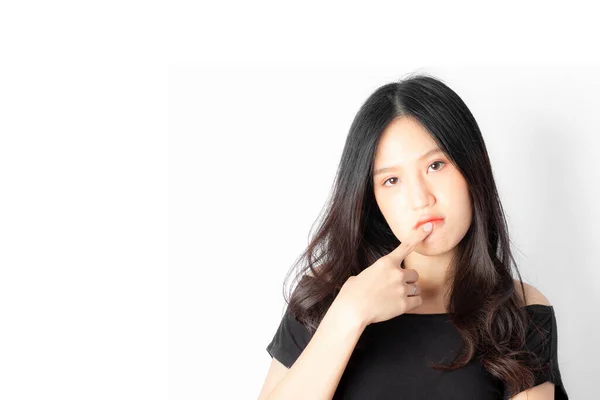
[{"x1": 330, "y1": 296, "x2": 369, "y2": 332}]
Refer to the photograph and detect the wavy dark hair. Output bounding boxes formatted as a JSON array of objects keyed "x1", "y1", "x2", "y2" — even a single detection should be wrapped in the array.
[{"x1": 280, "y1": 72, "x2": 548, "y2": 396}]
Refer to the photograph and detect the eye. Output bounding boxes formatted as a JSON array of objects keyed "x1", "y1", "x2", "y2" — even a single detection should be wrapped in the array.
[
  {"x1": 429, "y1": 160, "x2": 446, "y2": 172},
  {"x1": 383, "y1": 177, "x2": 398, "y2": 187},
  {"x1": 381, "y1": 160, "x2": 446, "y2": 187}
]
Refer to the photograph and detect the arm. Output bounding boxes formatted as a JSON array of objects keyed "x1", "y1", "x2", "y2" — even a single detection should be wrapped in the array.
[{"x1": 260, "y1": 300, "x2": 366, "y2": 400}]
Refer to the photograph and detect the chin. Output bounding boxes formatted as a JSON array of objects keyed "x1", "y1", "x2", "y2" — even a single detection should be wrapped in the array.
[
  {"x1": 415, "y1": 232, "x2": 459, "y2": 256},
  {"x1": 414, "y1": 243, "x2": 449, "y2": 256}
]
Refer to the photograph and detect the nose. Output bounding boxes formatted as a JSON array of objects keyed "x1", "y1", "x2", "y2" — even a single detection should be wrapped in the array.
[{"x1": 407, "y1": 175, "x2": 434, "y2": 210}]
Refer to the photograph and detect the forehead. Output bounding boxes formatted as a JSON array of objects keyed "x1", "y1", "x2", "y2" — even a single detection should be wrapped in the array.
[{"x1": 374, "y1": 116, "x2": 438, "y2": 163}]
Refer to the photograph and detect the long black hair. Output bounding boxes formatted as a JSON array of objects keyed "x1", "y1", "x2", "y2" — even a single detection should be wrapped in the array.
[{"x1": 281, "y1": 72, "x2": 546, "y2": 396}]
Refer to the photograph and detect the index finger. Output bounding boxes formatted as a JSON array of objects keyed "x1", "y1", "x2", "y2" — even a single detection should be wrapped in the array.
[{"x1": 385, "y1": 221, "x2": 434, "y2": 266}]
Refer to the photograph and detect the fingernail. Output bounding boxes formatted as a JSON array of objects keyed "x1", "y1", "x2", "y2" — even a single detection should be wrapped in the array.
[{"x1": 422, "y1": 222, "x2": 432, "y2": 232}]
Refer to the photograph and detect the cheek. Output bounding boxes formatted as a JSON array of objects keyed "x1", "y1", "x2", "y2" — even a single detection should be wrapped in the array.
[
  {"x1": 375, "y1": 192, "x2": 409, "y2": 237},
  {"x1": 449, "y1": 178, "x2": 473, "y2": 228},
  {"x1": 388, "y1": 197, "x2": 405, "y2": 223}
]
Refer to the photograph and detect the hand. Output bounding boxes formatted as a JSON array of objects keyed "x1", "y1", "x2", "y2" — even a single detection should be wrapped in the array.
[{"x1": 336, "y1": 221, "x2": 434, "y2": 325}]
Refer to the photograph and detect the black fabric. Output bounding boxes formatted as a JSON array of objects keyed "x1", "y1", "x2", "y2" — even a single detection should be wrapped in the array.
[{"x1": 266, "y1": 304, "x2": 568, "y2": 399}]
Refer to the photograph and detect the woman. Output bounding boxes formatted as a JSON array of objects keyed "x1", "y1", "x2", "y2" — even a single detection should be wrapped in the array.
[{"x1": 258, "y1": 73, "x2": 568, "y2": 399}]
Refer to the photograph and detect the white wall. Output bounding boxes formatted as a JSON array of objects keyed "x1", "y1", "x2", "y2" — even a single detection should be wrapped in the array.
[{"x1": 170, "y1": 64, "x2": 599, "y2": 398}]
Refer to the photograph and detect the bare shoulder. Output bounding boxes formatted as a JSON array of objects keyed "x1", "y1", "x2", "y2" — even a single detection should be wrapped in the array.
[{"x1": 513, "y1": 279, "x2": 552, "y2": 306}]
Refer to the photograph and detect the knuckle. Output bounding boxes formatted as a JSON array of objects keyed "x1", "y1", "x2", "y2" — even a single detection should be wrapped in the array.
[
  {"x1": 392, "y1": 267, "x2": 404, "y2": 281},
  {"x1": 381, "y1": 258, "x2": 394, "y2": 270},
  {"x1": 397, "y1": 269, "x2": 407, "y2": 281}
]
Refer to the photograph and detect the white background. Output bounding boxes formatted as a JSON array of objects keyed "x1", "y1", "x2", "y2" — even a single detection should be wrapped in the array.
[
  {"x1": 1, "y1": 1, "x2": 598, "y2": 399},
  {"x1": 172, "y1": 64, "x2": 599, "y2": 399}
]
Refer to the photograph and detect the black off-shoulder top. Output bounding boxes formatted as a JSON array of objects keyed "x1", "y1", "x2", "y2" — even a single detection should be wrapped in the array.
[{"x1": 266, "y1": 304, "x2": 568, "y2": 399}]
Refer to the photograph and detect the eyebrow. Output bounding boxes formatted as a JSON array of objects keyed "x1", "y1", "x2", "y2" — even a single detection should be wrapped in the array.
[{"x1": 373, "y1": 147, "x2": 444, "y2": 177}]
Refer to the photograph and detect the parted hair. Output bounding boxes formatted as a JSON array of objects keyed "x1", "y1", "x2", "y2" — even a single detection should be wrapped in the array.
[{"x1": 281, "y1": 72, "x2": 549, "y2": 397}]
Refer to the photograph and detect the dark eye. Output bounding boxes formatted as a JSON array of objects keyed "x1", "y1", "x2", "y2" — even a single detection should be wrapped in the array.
[
  {"x1": 382, "y1": 161, "x2": 446, "y2": 187},
  {"x1": 383, "y1": 177, "x2": 398, "y2": 187},
  {"x1": 429, "y1": 160, "x2": 446, "y2": 172}
]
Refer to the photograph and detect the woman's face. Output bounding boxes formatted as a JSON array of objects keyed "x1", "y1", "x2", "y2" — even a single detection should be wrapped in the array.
[{"x1": 372, "y1": 116, "x2": 472, "y2": 256}]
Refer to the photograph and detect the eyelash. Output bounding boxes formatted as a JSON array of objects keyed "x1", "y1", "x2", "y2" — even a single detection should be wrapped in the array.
[{"x1": 382, "y1": 160, "x2": 446, "y2": 187}]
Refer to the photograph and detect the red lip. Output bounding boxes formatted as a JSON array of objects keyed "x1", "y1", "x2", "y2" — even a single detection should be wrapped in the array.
[{"x1": 414, "y1": 216, "x2": 444, "y2": 229}]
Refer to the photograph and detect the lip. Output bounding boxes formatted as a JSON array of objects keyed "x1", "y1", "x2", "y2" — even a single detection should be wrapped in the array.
[{"x1": 414, "y1": 216, "x2": 444, "y2": 229}]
